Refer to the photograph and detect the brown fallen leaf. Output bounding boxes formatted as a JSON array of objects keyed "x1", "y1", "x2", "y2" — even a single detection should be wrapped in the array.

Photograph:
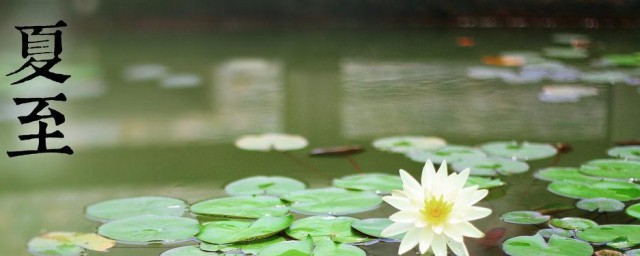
[{"x1": 42, "y1": 232, "x2": 115, "y2": 252}]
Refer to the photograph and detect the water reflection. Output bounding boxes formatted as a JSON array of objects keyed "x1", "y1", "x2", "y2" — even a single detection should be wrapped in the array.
[{"x1": 341, "y1": 60, "x2": 607, "y2": 141}]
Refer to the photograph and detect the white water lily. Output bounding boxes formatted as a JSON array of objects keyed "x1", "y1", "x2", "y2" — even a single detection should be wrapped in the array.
[{"x1": 381, "y1": 160, "x2": 492, "y2": 256}]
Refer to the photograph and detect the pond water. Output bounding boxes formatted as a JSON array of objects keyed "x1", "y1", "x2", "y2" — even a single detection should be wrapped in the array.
[{"x1": 1, "y1": 27, "x2": 639, "y2": 256}]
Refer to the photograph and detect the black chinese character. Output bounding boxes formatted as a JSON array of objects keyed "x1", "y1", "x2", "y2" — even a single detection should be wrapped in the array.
[
  {"x1": 6, "y1": 20, "x2": 70, "y2": 85},
  {"x1": 7, "y1": 93, "x2": 74, "y2": 157}
]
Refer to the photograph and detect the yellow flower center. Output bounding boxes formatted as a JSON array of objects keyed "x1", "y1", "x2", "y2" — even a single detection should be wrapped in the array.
[{"x1": 421, "y1": 196, "x2": 453, "y2": 226}]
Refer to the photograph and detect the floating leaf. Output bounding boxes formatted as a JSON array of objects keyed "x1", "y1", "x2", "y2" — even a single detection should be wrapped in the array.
[
  {"x1": 190, "y1": 196, "x2": 289, "y2": 218},
  {"x1": 452, "y1": 157, "x2": 529, "y2": 176},
  {"x1": 372, "y1": 136, "x2": 446, "y2": 153},
  {"x1": 547, "y1": 180, "x2": 640, "y2": 201},
  {"x1": 536, "y1": 228, "x2": 573, "y2": 239},
  {"x1": 502, "y1": 234, "x2": 593, "y2": 256},
  {"x1": 465, "y1": 176, "x2": 505, "y2": 189},
  {"x1": 197, "y1": 215, "x2": 293, "y2": 245},
  {"x1": 27, "y1": 237, "x2": 84, "y2": 256},
  {"x1": 607, "y1": 146, "x2": 640, "y2": 161},
  {"x1": 577, "y1": 225, "x2": 640, "y2": 248},
  {"x1": 312, "y1": 236, "x2": 366, "y2": 256},
  {"x1": 535, "y1": 167, "x2": 601, "y2": 183},
  {"x1": 500, "y1": 211, "x2": 550, "y2": 225},
  {"x1": 543, "y1": 47, "x2": 588, "y2": 59},
  {"x1": 626, "y1": 203, "x2": 640, "y2": 219},
  {"x1": 97, "y1": 215, "x2": 200, "y2": 245},
  {"x1": 160, "y1": 246, "x2": 221, "y2": 256},
  {"x1": 406, "y1": 145, "x2": 486, "y2": 164},
  {"x1": 282, "y1": 188, "x2": 382, "y2": 215},
  {"x1": 580, "y1": 71, "x2": 631, "y2": 84},
  {"x1": 286, "y1": 216, "x2": 371, "y2": 243},
  {"x1": 201, "y1": 236, "x2": 286, "y2": 254},
  {"x1": 550, "y1": 217, "x2": 598, "y2": 231},
  {"x1": 580, "y1": 159, "x2": 640, "y2": 180},
  {"x1": 332, "y1": 173, "x2": 402, "y2": 194},
  {"x1": 235, "y1": 133, "x2": 308, "y2": 151},
  {"x1": 258, "y1": 236, "x2": 313, "y2": 256},
  {"x1": 576, "y1": 198, "x2": 625, "y2": 212},
  {"x1": 225, "y1": 176, "x2": 306, "y2": 196},
  {"x1": 85, "y1": 196, "x2": 187, "y2": 222},
  {"x1": 480, "y1": 141, "x2": 557, "y2": 161},
  {"x1": 351, "y1": 218, "x2": 403, "y2": 240}
]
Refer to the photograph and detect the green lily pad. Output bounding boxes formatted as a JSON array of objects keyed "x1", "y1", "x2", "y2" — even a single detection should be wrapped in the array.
[
  {"x1": 452, "y1": 157, "x2": 529, "y2": 176},
  {"x1": 85, "y1": 196, "x2": 187, "y2": 222},
  {"x1": 536, "y1": 229, "x2": 573, "y2": 239},
  {"x1": 201, "y1": 236, "x2": 286, "y2": 254},
  {"x1": 312, "y1": 237, "x2": 366, "y2": 256},
  {"x1": 535, "y1": 167, "x2": 602, "y2": 183},
  {"x1": 465, "y1": 176, "x2": 505, "y2": 189},
  {"x1": 235, "y1": 133, "x2": 308, "y2": 151},
  {"x1": 543, "y1": 47, "x2": 589, "y2": 59},
  {"x1": 602, "y1": 53, "x2": 640, "y2": 67},
  {"x1": 405, "y1": 145, "x2": 486, "y2": 164},
  {"x1": 480, "y1": 141, "x2": 558, "y2": 161},
  {"x1": 27, "y1": 237, "x2": 85, "y2": 256},
  {"x1": 577, "y1": 225, "x2": 640, "y2": 248},
  {"x1": 286, "y1": 216, "x2": 371, "y2": 243},
  {"x1": 576, "y1": 198, "x2": 625, "y2": 212},
  {"x1": 351, "y1": 218, "x2": 403, "y2": 240},
  {"x1": 550, "y1": 217, "x2": 598, "y2": 231},
  {"x1": 372, "y1": 136, "x2": 446, "y2": 153},
  {"x1": 282, "y1": 188, "x2": 382, "y2": 215},
  {"x1": 500, "y1": 211, "x2": 550, "y2": 225},
  {"x1": 160, "y1": 246, "x2": 221, "y2": 256},
  {"x1": 626, "y1": 203, "x2": 640, "y2": 219},
  {"x1": 547, "y1": 180, "x2": 640, "y2": 201},
  {"x1": 607, "y1": 146, "x2": 640, "y2": 161},
  {"x1": 332, "y1": 173, "x2": 402, "y2": 194},
  {"x1": 97, "y1": 215, "x2": 200, "y2": 245},
  {"x1": 503, "y1": 234, "x2": 593, "y2": 256},
  {"x1": 190, "y1": 196, "x2": 289, "y2": 218},
  {"x1": 581, "y1": 71, "x2": 630, "y2": 84},
  {"x1": 258, "y1": 236, "x2": 314, "y2": 256},
  {"x1": 225, "y1": 176, "x2": 306, "y2": 196},
  {"x1": 197, "y1": 215, "x2": 294, "y2": 244},
  {"x1": 580, "y1": 159, "x2": 640, "y2": 180}
]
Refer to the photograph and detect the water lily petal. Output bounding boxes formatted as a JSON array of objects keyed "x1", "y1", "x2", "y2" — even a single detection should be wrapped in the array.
[
  {"x1": 390, "y1": 210, "x2": 421, "y2": 223},
  {"x1": 383, "y1": 196, "x2": 412, "y2": 211},
  {"x1": 456, "y1": 221, "x2": 484, "y2": 238},
  {"x1": 447, "y1": 238, "x2": 470, "y2": 256},
  {"x1": 382, "y1": 222, "x2": 414, "y2": 237},
  {"x1": 431, "y1": 234, "x2": 448, "y2": 256},
  {"x1": 464, "y1": 206, "x2": 492, "y2": 221},
  {"x1": 418, "y1": 229, "x2": 434, "y2": 254},
  {"x1": 422, "y1": 160, "x2": 437, "y2": 191},
  {"x1": 398, "y1": 228, "x2": 421, "y2": 255}
]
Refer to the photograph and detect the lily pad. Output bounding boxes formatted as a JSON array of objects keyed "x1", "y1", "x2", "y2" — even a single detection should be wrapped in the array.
[
  {"x1": 452, "y1": 157, "x2": 529, "y2": 176},
  {"x1": 235, "y1": 133, "x2": 308, "y2": 151},
  {"x1": 547, "y1": 180, "x2": 640, "y2": 201},
  {"x1": 190, "y1": 196, "x2": 289, "y2": 218},
  {"x1": 201, "y1": 236, "x2": 286, "y2": 254},
  {"x1": 581, "y1": 71, "x2": 631, "y2": 84},
  {"x1": 97, "y1": 215, "x2": 200, "y2": 245},
  {"x1": 626, "y1": 203, "x2": 640, "y2": 219},
  {"x1": 286, "y1": 216, "x2": 372, "y2": 243},
  {"x1": 480, "y1": 141, "x2": 557, "y2": 161},
  {"x1": 372, "y1": 136, "x2": 446, "y2": 153},
  {"x1": 580, "y1": 159, "x2": 640, "y2": 180},
  {"x1": 282, "y1": 188, "x2": 382, "y2": 215},
  {"x1": 503, "y1": 234, "x2": 593, "y2": 256},
  {"x1": 197, "y1": 215, "x2": 293, "y2": 245},
  {"x1": 500, "y1": 211, "x2": 550, "y2": 225},
  {"x1": 258, "y1": 236, "x2": 313, "y2": 256},
  {"x1": 543, "y1": 47, "x2": 588, "y2": 59},
  {"x1": 465, "y1": 176, "x2": 505, "y2": 189},
  {"x1": 312, "y1": 237, "x2": 366, "y2": 256},
  {"x1": 576, "y1": 198, "x2": 625, "y2": 212},
  {"x1": 550, "y1": 217, "x2": 598, "y2": 231},
  {"x1": 225, "y1": 176, "x2": 306, "y2": 196},
  {"x1": 535, "y1": 167, "x2": 602, "y2": 183},
  {"x1": 27, "y1": 237, "x2": 84, "y2": 256},
  {"x1": 536, "y1": 229, "x2": 573, "y2": 239},
  {"x1": 351, "y1": 218, "x2": 403, "y2": 240},
  {"x1": 405, "y1": 145, "x2": 486, "y2": 164},
  {"x1": 85, "y1": 196, "x2": 187, "y2": 222},
  {"x1": 332, "y1": 173, "x2": 402, "y2": 194},
  {"x1": 576, "y1": 225, "x2": 640, "y2": 248},
  {"x1": 607, "y1": 146, "x2": 640, "y2": 161},
  {"x1": 27, "y1": 232, "x2": 115, "y2": 256},
  {"x1": 160, "y1": 246, "x2": 220, "y2": 256}
]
